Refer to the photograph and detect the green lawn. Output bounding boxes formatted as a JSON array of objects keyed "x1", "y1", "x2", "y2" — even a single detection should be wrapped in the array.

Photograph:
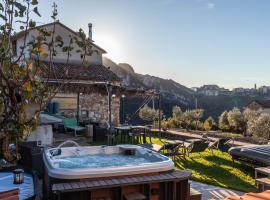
[
  {"x1": 90, "y1": 136, "x2": 257, "y2": 192},
  {"x1": 146, "y1": 137, "x2": 256, "y2": 192}
]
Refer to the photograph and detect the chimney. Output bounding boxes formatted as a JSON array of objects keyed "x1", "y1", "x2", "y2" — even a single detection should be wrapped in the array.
[{"x1": 88, "y1": 23, "x2": 92, "y2": 42}]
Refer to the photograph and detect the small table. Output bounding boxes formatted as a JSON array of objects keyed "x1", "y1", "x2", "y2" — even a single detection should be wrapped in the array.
[
  {"x1": 115, "y1": 126, "x2": 150, "y2": 144},
  {"x1": 255, "y1": 167, "x2": 270, "y2": 178},
  {"x1": 0, "y1": 172, "x2": 35, "y2": 200}
]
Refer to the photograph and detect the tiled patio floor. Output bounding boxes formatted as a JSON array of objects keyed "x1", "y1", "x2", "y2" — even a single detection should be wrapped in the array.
[{"x1": 190, "y1": 181, "x2": 244, "y2": 200}]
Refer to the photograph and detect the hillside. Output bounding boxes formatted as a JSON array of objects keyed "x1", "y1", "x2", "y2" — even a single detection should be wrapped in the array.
[
  {"x1": 103, "y1": 57, "x2": 195, "y2": 120},
  {"x1": 103, "y1": 57, "x2": 194, "y2": 103},
  {"x1": 103, "y1": 57, "x2": 269, "y2": 123}
]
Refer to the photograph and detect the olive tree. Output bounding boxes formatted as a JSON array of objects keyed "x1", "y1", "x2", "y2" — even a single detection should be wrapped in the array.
[
  {"x1": 139, "y1": 105, "x2": 161, "y2": 124},
  {"x1": 171, "y1": 106, "x2": 183, "y2": 127},
  {"x1": 243, "y1": 108, "x2": 261, "y2": 136},
  {"x1": 218, "y1": 110, "x2": 230, "y2": 131},
  {"x1": 247, "y1": 113, "x2": 270, "y2": 141},
  {"x1": 182, "y1": 109, "x2": 204, "y2": 130},
  {"x1": 227, "y1": 108, "x2": 245, "y2": 133}
]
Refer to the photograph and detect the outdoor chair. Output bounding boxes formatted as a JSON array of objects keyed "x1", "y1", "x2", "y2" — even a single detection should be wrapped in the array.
[
  {"x1": 164, "y1": 143, "x2": 185, "y2": 161},
  {"x1": 63, "y1": 118, "x2": 86, "y2": 137},
  {"x1": 184, "y1": 140, "x2": 209, "y2": 157},
  {"x1": 208, "y1": 138, "x2": 232, "y2": 154},
  {"x1": 129, "y1": 128, "x2": 145, "y2": 144}
]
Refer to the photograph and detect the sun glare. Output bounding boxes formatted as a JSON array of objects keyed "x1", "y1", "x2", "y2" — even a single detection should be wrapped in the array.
[{"x1": 94, "y1": 33, "x2": 124, "y2": 63}]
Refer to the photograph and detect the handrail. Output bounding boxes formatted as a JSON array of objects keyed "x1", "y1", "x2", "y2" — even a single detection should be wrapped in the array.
[{"x1": 57, "y1": 140, "x2": 80, "y2": 148}]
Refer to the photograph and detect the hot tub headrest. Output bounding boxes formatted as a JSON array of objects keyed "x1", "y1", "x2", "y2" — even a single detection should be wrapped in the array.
[{"x1": 50, "y1": 148, "x2": 61, "y2": 156}]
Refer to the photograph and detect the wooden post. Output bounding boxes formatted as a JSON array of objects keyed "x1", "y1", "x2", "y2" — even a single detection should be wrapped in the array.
[
  {"x1": 108, "y1": 84, "x2": 112, "y2": 145},
  {"x1": 158, "y1": 93, "x2": 161, "y2": 138},
  {"x1": 76, "y1": 92, "x2": 80, "y2": 124}
]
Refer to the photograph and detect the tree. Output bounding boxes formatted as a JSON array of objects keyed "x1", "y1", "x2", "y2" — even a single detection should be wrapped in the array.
[
  {"x1": 172, "y1": 106, "x2": 182, "y2": 120},
  {"x1": 171, "y1": 106, "x2": 183, "y2": 127},
  {"x1": 0, "y1": 1, "x2": 91, "y2": 161},
  {"x1": 243, "y1": 108, "x2": 261, "y2": 136},
  {"x1": 204, "y1": 116, "x2": 216, "y2": 131},
  {"x1": 182, "y1": 109, "x2": 204, "y2": 130},
  {"x1": 218, "y1": 111, "x2": 230, "y2": 131},
  {"x1": 139, "y1": 105, "x2": 160, "y2": 124},
  {"x1": 227, "y1": 108, "x2": 245, "y2": 133},
  {"x1": 247, "y1": 113, "x2": 270, "y2": 141}
]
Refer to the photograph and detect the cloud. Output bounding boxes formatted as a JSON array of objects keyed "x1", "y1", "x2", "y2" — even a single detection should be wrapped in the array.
[{"x1": 207, "y1": 2, "x2": 215, "y2": 9}]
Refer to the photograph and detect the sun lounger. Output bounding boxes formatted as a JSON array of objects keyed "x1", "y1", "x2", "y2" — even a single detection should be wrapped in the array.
[
  {"x1": 208, "y1": 138, "x2": 232, "y2": 153},
  {"x1": 63, "y1": 118, "x2": 85, "y2": 137},
  {"x1": 185, "y1": 139, "x2": 209, "y2": 157},
  {"x1": 164, "y1": 143, "x2": 185, "y2": 160}
]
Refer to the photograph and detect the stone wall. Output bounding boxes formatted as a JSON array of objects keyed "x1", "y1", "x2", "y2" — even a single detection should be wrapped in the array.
[
  {"x1": 80, "y1": 93, "x2": 120, "y2": 125},
  {"x1": 52, "y1": 92, "x2": 120, "y2": 125}
]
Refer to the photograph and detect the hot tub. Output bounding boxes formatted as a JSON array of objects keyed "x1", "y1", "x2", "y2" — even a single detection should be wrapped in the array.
[{"x1": 43, "y1": 144, "x2": 175, "y2": 179}]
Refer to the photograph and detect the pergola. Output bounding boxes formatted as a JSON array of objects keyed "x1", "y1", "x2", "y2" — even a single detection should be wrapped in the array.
[{"x1": 44, "y1": 62, "x2": 162, "y2": 145}]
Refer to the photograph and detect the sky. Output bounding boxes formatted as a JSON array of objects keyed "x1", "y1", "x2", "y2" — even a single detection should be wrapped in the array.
[{"x1": 35, "y1": 0, "x2": 270, "y2": 89}]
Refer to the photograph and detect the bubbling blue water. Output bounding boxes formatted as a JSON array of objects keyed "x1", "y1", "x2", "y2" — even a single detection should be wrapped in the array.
[{"x1": 54, "y1": 153, "x2": 154, "y2": 169}]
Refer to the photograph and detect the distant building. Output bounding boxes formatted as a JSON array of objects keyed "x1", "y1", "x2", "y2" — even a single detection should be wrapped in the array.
[
  {"x1": 232, "y1": 87, "x2": 245, "y2": 94},
  {"x1": 196, "y1": 85, "x2": 229, "y2": 96},
  {"x1": 232, "y1": 87, "x2": 257, "y2": 95},
  {"x1": 246, "y1": 100, "x2": 270, "y2": 114},
  {"x1": 258, "y1": 86, "x2": 270, "y2": 94}
]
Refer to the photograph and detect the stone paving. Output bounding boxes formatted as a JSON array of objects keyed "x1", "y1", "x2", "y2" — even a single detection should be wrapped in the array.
[{"x1": 190, "y1": 181, "x2": 244, "y2": 200}]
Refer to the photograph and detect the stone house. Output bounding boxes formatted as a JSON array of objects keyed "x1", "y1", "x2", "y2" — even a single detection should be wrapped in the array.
[
  {"x1": 246, "y1": 100, "x2": 270, "y2": 114},
  {"x1": 12, "y1": 21, "x2": 121, "y2": 125}
]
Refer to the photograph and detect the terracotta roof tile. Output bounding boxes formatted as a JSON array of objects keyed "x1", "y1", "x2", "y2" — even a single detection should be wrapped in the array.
[{"x1": 42, "y1": 61, "x2": 120, "y2": 82}]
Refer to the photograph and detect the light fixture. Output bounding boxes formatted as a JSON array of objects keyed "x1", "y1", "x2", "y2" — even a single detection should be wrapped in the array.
[
  {"x1": 112, "y1": 94, "x2": 116, "y2": 98},
  {"x1": 121, "y1": 94, "x2": 126, "y2": 98},
  {"x1": 13, "y1": 169, "x2": 24, "y2": 184}
]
